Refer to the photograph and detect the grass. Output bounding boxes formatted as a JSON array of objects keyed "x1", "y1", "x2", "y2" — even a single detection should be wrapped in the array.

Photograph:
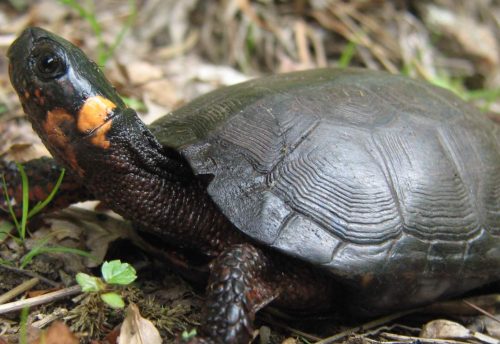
[
  {"x1": 338, "y1": 41, "x2": 357, "y2": 68},
  {"x1": 1, "y1": 163, "x2": 65, "y2": 242},
  {"x1": 19, "y1": 306, "x2": 29, "y2": 344},
  {"x1": 1, "y1": 164, "x2": 92, "y2": 268},
  {"x1": 58, "y1": 0, "x2": 137, "y2": 66}
]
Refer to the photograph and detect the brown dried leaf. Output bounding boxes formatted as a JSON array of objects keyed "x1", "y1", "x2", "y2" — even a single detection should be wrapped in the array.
[
  {"x1": 29, "y1": 321, "x2": 78, "y2": 344},
  {"x1": 118, "y1": 303, "x2": 162, "y2": 344}
]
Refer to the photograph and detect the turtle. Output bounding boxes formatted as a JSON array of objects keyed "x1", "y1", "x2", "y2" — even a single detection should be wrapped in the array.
[{"x1": 3, "y1": 27, "x2": 500, "y2": 344}]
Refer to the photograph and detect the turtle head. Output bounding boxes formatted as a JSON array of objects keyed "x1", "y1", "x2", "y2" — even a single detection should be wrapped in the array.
[{"x1": 8, "y1": 27, "x2": 126, "y2": 174}]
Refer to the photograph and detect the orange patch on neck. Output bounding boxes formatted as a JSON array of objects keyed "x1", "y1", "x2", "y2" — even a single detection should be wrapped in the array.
[
  {"x1": 44, "y1": 109, "x2": 83, "y2": 176},
  {"x1": 34, "y1": 88, "x2": 45, "y2": 105},
  {"x1": 77, "y1": 96, "x2": 116, "y2": 149}
]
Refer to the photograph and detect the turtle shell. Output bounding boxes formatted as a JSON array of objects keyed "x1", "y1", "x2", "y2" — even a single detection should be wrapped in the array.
[{"x1": 150, "y1": 68, "x2": 500, "y2": 312}]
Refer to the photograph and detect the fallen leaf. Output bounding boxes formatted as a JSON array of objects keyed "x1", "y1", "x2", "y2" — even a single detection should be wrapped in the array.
[
  {"x1": 27, "y1": 288, "x2": 58, "y2": 298},
  {"x1": 29, "y1": 321, "x2": 78, "y2": 344},
  {"x1": 421, "y1": 319, "x2": 500, "y2": 344},
  {"x1": 104, "y1": 325, "x2": 121, "y2": 344},
  {"x1": 118, "y1": 303, "x2": 162, "y2": 344},
  {"x1": 421, "y1": 319, "x2": 470, "y2": 339},
  {"x1": 125, "y1": 61, "x2": 163, "y2": 85},
  {"x1": 470, "y1": 316, "x2": 500, "y2": 339}
]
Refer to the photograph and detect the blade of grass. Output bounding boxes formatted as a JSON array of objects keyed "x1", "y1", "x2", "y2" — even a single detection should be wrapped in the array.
[
  {"x1": 58, "y1": 0, "x2": 105, "y2": 63},
  {"x1": 338, "y1": 41, "x2": 357, "y2": 68},
  {"x1": 16, "y1": 163, "x2": 29, "y2": 241},
  {"x1": 59, "y1": 0, "x2": 136, "y2": 66},
  {"x1": 0, "y1": 258, "x2": 14, "y2": 266},
  {"x1": 466, "y1": 88, "x2": 500, "y2": 101},
  {"x1": 58, "y1": 0, "x2": 102, "y2": 39},
  {"x1": 28, "y1": 169, "x2": 65, "y2": 218},
  {"x1": 101, "y1": 0, "x2": 137, "y2": 64},
  {"x1": 19, "y1": 235, "x2": 52, "y2": 268},
  {"x1": 19, "y1": 306, "x2": 29, "y2": 344},
  {"x1": 1, "y1": 174, "x2": 20, "y2": 232},
  {"x1": 21, "y1": 245, "x2": 94, "y2": 269}
]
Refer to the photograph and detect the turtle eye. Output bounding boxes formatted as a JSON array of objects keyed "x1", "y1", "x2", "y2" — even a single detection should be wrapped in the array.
[{"x1": 33, "y1": 48, "x2": 67, "y2": 80}]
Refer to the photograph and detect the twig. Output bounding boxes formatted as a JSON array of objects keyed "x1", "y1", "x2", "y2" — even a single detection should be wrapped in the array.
[
  {"x1": 0, "y1": 277, "x2": 39, "y2": 304},
  {"x1": 0, "y1": 264, "x2": 59, "y2": 288},
  {"x1": 313, "y1": 309, "x2": 418, "y2": 344},
  {"x1": 463, "y1": 300, "x2": 500, "y2": 324},
  {"x1": 381, "y1": 332, "x2": 469, "y2": 344},
  {"x1": 0, "y1": 285, "x2": 81, "y2": 314},
  {"x1": 262, "y1": 315, "x2": 322, "y2": 342},
  {"x1": 31, "y1": 308, "x2": 68, "y2": 328}
]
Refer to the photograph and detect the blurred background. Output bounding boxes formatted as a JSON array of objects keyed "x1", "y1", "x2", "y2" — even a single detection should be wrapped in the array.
[{"x1": 0, "y1": 0, "x2": 498, "y2": 140}]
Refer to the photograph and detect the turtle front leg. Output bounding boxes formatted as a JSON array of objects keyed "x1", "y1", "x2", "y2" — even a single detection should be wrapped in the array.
[
  {"x1": 184, "y1": 244, "x2": 279, "y2": 344},
  {"x1": 0, "y1": 157, "x2": 92, "y2": 219}
]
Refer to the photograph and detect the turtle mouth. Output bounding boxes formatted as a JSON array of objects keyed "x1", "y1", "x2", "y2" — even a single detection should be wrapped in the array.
[{"x1": 82, "y1": 110, "x2": 117, "y2": 138}]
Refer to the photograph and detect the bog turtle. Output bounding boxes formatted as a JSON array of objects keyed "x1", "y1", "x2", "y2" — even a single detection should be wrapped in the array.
[{"x1": 3, "y1": 27, "x2": 500, "y2": 344}]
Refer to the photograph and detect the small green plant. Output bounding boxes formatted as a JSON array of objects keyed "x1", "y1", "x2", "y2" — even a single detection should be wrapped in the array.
[
  {"x1": 1, "y1": 163, "x2": 65, "y2": 242},
  {"x1": 58, "y1": 0, "x2": 137, "y2": 66},
  {"x1": 181, "y1": 329, "x2": 197, "y2": 341},
  {"x1": 1, "y1": 163, "x2": 92, "y2": 267},
  {"x1": 76, "y1": 260, "x2": 137, "y2": 309}
]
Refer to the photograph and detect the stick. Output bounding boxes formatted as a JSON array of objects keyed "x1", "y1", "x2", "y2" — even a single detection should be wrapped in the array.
[
  {"x1": 0, "y1": 285, "x2": 81, "y2": 314},
  {"x1": 0, "y1": 277, "x2": 39, "y2": 304}
]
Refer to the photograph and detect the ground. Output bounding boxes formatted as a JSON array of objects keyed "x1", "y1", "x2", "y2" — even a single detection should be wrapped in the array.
[{"x1": 0, "y1": 1, "x2": 499, "y2": 343}]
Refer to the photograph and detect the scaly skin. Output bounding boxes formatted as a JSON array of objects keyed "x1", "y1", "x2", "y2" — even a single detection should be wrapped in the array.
[
  {"x1": 199, "y1": 245, "x2": 277, "y2": 344},
  {"x1": 5, "y1": 27, "x2": 338, "y2": 343}
]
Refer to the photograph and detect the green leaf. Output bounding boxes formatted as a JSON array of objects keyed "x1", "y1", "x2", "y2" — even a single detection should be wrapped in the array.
[
  {"x1": 101, "y1": 260, "x2": 137, "y2": 285},
  {"x1": 181, "y1": 329, "x2": 197, "y2": 341},
  {"x1": 101, "y1": 292, "x2": 125, "y2": 309},
  {"x1": 76, "y1": 272, "x2": 104, "y2": 292}
]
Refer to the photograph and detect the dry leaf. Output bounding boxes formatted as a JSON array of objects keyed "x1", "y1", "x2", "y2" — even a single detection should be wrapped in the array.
[
  {"x1": 125, "y1": 61, "x2": 164, "y2": 85},
  {"x1": 118, "y1": 303, "x2": 162, "y2": 344},
  {"x1": 421, "y1": 319, "x2": 470, "y2": 339},
  {"x1": 471, "y1": 316, "x2": 500, "y2": 339},
  {"x1": 421, "y1": 319, "x2": 500, "y2": 344},
  {"x1": 29, "y1": 321, "x2": 78, "y2": 344}
]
